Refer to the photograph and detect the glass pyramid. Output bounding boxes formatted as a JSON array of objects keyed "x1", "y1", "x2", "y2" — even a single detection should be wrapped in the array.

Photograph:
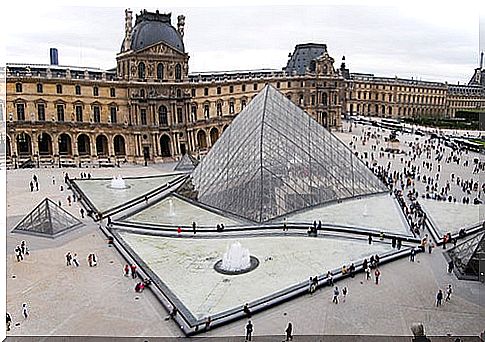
[
  {"x1": 191, "y1": 85, "x2": 388, "y2": 223},
  {"x1": 447, "y1": 231, "x2": 484, "y2": 279},
  {"x1": 174, "y1": 153, "x2": 199, "y2": 172},
  {"x1": 12, "y1": 198, "x2": 84, "y2": 237}
]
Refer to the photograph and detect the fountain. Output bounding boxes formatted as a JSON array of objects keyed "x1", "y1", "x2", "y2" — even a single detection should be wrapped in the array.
[
  {"x1": 168, "y1": 198, "x2": 175, "y2": 216},
  {"x1": 214, "y1": 242, "x2": 259, "y2": 275},
  {"x1": 109, "y1": 175, "x2": 129, "y2": 189}
]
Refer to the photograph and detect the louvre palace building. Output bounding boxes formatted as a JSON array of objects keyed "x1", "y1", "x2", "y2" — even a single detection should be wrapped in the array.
[{"x1": 4, "y1": 9, "x2": 485, "y2": 167}]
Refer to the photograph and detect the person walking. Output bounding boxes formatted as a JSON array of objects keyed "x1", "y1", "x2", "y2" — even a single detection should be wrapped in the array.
[
  {"x1": 375, "y1": 268, "x2": 381, "y2": 285},
  {"x1": 66, "y1": 252, "x2": 72, "y2": 266},
  {"x1": 332, "y1": 286, "x2": 339, "y2": 304},
  {"x1": 29, "y1": 181, "x2": 34, "y2": 192},
  {"x1": 6, "y1": 313, "x2": 12, "y2": 331},
  {"x1": 35, "y1": 181, "x2": 39, "y2": 191},
  {"x1": 448, "y1": 260, "x2": 454, "y2": 273},
  {"x1": 124, "y1": 264, "x2": 130, "y2": 277},
  {"x1": 365, "y1": 266, "x2": 371, "y2": 280},
  {"x1": 72, "y1": 253, "x2": 79, "y2": 267},
  {"x1": 428, "y1": 242, "x2": 434, "y2": 254},
  {"x1": 22, "y1": 304, "x2": 28, "y2": 319},
  {"x1": 285, "y1": 322, "x2": 293, "y2": 341},
  {"x1": 410, "y1": 248, "x2": 416, "y2": 262},
  {"x1": 80, "y1": 208, "x2": 85, "y2": 219},
  {"x1": 130, "y1": 264, "x2": 137, "y2": 279},
  {"x1": 245, "y1": 320, "x2": 253, "y2": 341},
  {"x1": 192, "y1": 221, "x2": 197, "y2": 235},
  {"x1": 342, "y1": 286, "x2": 348, "y2": 302},
  {"x1": 436, "y1": 289, "x2": 443, "y2": 307},
  {"x1": 445, "y1": 284, "x2": 452, "y2": 302},
  {"x1": 15, "y1": 246, "x2": 23, "y2": 262}
]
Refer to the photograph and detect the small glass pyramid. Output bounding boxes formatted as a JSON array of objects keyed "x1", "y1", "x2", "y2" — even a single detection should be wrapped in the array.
[{"x1": 12, "y1": 198, "x2": 83, "y2": 238}]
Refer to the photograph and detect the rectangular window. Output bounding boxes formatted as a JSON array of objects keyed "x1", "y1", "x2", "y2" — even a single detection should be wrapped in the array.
[
  {"x1": 140, "y1": 109, "x2": 147, "y2": 125},
  {"x1": 75, "y1": 85, "x2": 81, "y2": 95},
  {"x1": 37, "y1": 103, "x2": 45, "y2": 121},
  {"x1": 16, "y1": 103, "x2": 25, "y2": 121},
  {"x1": 93, "y1": 106, "x2": 100, "y2": 123},
  {"x1": 311, "y1": 95, "x2": 315, "y2": 106},
  {"x1": 110, "y1": 87, "x2": 116, "y2": 97},
  {"x1": 242, "y1": 84, "x2": 246, "y2": 92},
  {"x1": 56, "y1": 84, "x2": 63, "y2": 94},
  {"x1": 177, "y1": 108, "x2": 183, "y2": 123},
  {"x1": 57, "y1": 104, "x2": 65, "y2": 122},
  {"x1": 75, "y1": 105, "x2": 83, "y2": 122},
  {"x1": 217, "y1": 87, "x2": 221, "y2": 95},
  {"x1": 229, "y1": 102, "x2": 235, "y2": 114},
  {"x1": 110, "y1": 107, "x2": 117, "y2": 123},
  {"x1": 15, "y1": 83, "x2": 22, "y2": 92},
  {"x1": 191, "y1": 105, "x2": 197, "y2": 121},
  {"x1": 93, "y1": 86, "x2": 99, "y2": 96},
  {"x1": 241, "y1": 99, "x2": 246, "y2": 109},
  {"x1": 37, "y1": 83, "x2": 43, "y2": 93},
  {"x1": 191, "y1": 88, "x2": 196, "y2": 97},
  {"x1": 253, "y1": 83, "x2": 258, "y2": 91},
  {"x1": 276, "y1": 82, "x2": 280, "y2": 88},
  {"x1": 204, "y1": 104, "x2": 210, "y2": 118},
  {"x1": 229, "y1": 85, "x2": 234, "y2": 93},
  {"x1": 204, "y1": 88, "x2": 209, "y2": 96},
  {"x1": 287, "y1": 81, "x2": 291, "y2": 88}
]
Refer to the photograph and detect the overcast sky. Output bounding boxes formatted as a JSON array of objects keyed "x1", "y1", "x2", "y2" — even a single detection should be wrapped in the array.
[{"x1": 3, "y1": 1, "x2": 485, "y2": 84}]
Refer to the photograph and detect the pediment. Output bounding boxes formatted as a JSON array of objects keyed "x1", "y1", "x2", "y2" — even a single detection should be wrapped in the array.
[{"x1": 135, "y1": 41, "x2": 187, "y2": 58}]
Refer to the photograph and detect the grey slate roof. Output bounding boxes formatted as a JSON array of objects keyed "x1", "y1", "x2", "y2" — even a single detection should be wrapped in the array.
[{"x1": 284, "y1": 43, "x2": 327, "y2": 75}]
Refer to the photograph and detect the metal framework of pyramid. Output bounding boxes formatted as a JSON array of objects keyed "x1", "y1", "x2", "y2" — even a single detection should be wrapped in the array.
[
  {"x1": 447, "y1": 231, "x2": 485, "y2": 280},
  {"x1": 12, "y1": 198, "x2": 84, "y2": 238},
  {"x1": 174, "y1": 153, "x2": 199, "y2": 171},
  {"x1": 191, "y1": 85, "x2": 388, "y2": 223}
]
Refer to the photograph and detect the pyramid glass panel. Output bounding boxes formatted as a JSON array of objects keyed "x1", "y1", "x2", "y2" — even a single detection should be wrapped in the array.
[
  {"x1": 447, "y1": 232, "x2": 485, "y2": 278},
  {"x1": 12, "y1": 198, "x2": 83, "y2": 237},
  {"x1": 174, "y1": 153, "x2": 199, "y2": 171},
  {"x1": 192, "y1": 85, "x2": 388, "y2": 222}
]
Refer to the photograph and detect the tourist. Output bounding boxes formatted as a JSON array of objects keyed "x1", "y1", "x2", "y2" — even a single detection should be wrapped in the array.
[
  {"x1": 349, "y1": 263, "x2": 355, "y2": 278},
  {"x1": 169, "y1": 306, "x2": 178, "y2": 319},
  {"x1": 124, "y1": 264, "x2": 130, "y2": 277},
  {"x1": 205, "y1": 316, "x2": 211, "y2": 330},
  {"x1": 130, "y1": 264, "x2": 137, "y2": 279},
  {"x1": 245, "y1": 320, "x2": 253, "y2": 341},
  {"x1": 72, "y1": 253, "x2": 79, "y2": 267},
  {"x1": 428, "y1": 242, "x2": 434, "y2": 254},
  {"x1": 52, "y1": 176, "x2": 56, "y2": 185},
  {"x1": 445, "y1": 284, "x2": 452, "y2": 302},
  {"x1": 6, "y1": 313, "x2": 12, "y2": 331},
  {"x1": 91, "y1": 253, "x2": 97, "y2": 266},
  {"x1": 220, "y1": 223, "x2": 225, "y2": 231},
  {"x1": 326, "y1": 271, "x2": 334, "y2": 286},
  {"x1": 436, "y1": 289, "x2": 443, "y2": 307},
  {"x1": 15, "y1": 246, "x2": 23, "y2": 262},
  {"x1": 33, "y1": 174, "x2": 37, "y2": 183},
  {"x1": 58, "y1": 200, "x2": 62, "y2": 207},
  {"x1": 29, "y1": 181, "x2": 34, "y2": 192},
  {"x1": 216, "y1": 224, "x2": 221, "y2": 232},
  {"x1": 80, "y1": 208, "x2": 85, "y2": 219},
  {"x1": 365, "y1": 266, "x2": 371, "y2": 280},
  {"x1": 66, "y1": 252, "x2": 72, "y2": 266},
  {"x1": 285, "y1": 322, "x2": 293, "y2": 341},
  {"x1": 410, "y1": 248, "x2": 416, "y2": 262},
  {"x1": 374, "y1": 268, "x2": 381, "y2": 285},
  {"x1": 88, "y1": 254, "x2": 92, "y2": 267},
  {"x1": 243, "y1": 303, "x2": 251, "y2": 318},
  {"x1": 192, "y1": 221, "x2": 197, "y2": 235},
  {"x1": 448, "y1": 260, "x2": 454, "y2": 273},
  {"x1": 375, "y1": 254, "x2": 380, "y2": 265},
  {"x1": 20, "y1": 240, "x2": 28, "y2": 255},
  {"x1": 332, "y1": 286, "x2": 339, "y2": 304},
  {"x1": 177, "y1": 226, "x2": 182, "y2": 235},
  {"x1": 283, "y1": 217, "x2": 287, "y2": 232},
  {"x1": 362, "y1": 258, "x2": 368, "y2": 270},
  {"x1": 342, "y1": 286, "x2": 348, "y2": 302},
  {"x1": 341, "y1": 265, "x2": 348, "y2": 274},
  {"x1": 135, "y1": 282, "x2": 142, "y2": 292},
  {"x1": 35, "y1": 181, "x2": 39, "y2": 191},
  {"x1": 397, "y1": 238, "x2": 402, "y2": 250},
  {"x1": 22, "y1": 303, "x2": 28, "y2": 319}
]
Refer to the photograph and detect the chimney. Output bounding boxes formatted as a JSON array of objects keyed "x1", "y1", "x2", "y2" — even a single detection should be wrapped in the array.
[
  {"x1": 123, "y1": 8, "x2": 133, "y2": 51},
  {"x1": 50, "y1": 48, "x2": 59, "y2": 65},
  {"x1": 480, "y1": 51, "x2": 484, "y2": 70}
]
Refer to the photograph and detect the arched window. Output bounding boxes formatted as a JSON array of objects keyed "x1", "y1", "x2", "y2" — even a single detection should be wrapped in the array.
[
  {"x1": 158, "y1": 105, "x2": 168, "y2": 126},
  {"x1": 138, "y1": 62, "x2": 146, "y2": 79},
  {"x1": 322, "y1": 93, "x2": 328, "y2": 106},
  {"x1": 157, "y1": 63, "x2": 164, "y2": 80},
  {"x1": 175, "y1": 63, "x2": 182, "y2": 80},
  {"x1": 216, "y1": 102, "x2": 223, "y2": 116}
]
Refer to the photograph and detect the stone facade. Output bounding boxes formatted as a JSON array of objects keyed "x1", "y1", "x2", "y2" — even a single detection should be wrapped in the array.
[{"x1": 4, "y1": 9, "x2": 485, "y2": 168}]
